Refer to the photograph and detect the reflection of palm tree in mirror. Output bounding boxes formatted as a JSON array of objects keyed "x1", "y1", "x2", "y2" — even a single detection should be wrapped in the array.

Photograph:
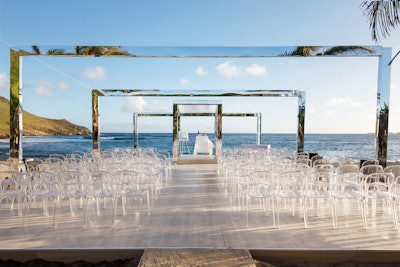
[
  {"x1": 297, "y1": 101, "x2": 306, "y2": 151},
  {"x1": 30, "y1": 46, "x2": 131, "y2": 56},
  {"x1": 378, "y1": 102, "x2": 390, "y2": 160},
  {"x1": 282, "y1": 46, "x2": 374, "y2": 56},
  {"x1": 47, "y1": 48, "x2": 66, "y2": 55},
  {"x1": 73, "y1": 46, "x2": 131, "y2": 56}
]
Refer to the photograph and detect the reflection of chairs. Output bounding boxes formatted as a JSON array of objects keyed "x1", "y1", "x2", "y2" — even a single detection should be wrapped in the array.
[
  {"x1": 194, "y1": 134, "x2": 214, "y2": 155},
  {"x1": 179, "y1": 131, "x2": 190, "y2": 155}
]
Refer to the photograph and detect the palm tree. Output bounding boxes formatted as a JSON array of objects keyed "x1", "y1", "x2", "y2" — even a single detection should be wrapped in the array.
[
  {"x1": 47, "y1": 48, "x2": 65, "y2": 55},
  {"x1": 73, "y1": 46, "x2": 131, "y2": 56},
  {"x1": 31, "y1": 46, "x2": 41, "y2": 55},
  {"x1": 282, "y1": 46, "x2": 374, "y2": 56},
  {"x1": 361, "y1": 1, "x2": 399, "y2": 42},
  {"x1": 361, "y1": 1, "x2": 400, "y2": 64}
]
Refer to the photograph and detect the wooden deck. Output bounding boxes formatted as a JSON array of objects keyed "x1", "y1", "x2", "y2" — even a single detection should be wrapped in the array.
[{"x1": 1, "y1": 163, "x2": 400, "y2": 263}]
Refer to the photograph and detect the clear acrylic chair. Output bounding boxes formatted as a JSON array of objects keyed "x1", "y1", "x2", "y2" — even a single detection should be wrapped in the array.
[
  {"x1": 178, "y1": 131, "x2": 190, "y2": 155},
  {"x1": 384, "y1": 165, "x2": 400, "y2": 178},
  {"x1": 275, "y1": 170, "x2": 307, "y2": 228},
  {"x1": 359, "y1": 164, "x2": 383, "y2": 176},
  {"x1": 330, "y1": 172, "x2": 364, "y2": 228},
  {"x1": 243, "y1": 170, "x2": 278, "y2": 227},
  {"x1": 84, "y1": 170, "x2": 114, "y2": 227},
  {"x1": 360, "y1": 173, "x2": 396, "y2": 229},
  {"x1": 113, "y1": 170, "x2": 150, "y2": 227},
  {"x1": 55, "y1": 171, "x2": 85, "y2": 228}
]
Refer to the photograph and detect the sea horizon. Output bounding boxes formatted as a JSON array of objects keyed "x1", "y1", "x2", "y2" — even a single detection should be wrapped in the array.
[{"x1": 1, "y1": 132, "x2": 400, "y2": 162}]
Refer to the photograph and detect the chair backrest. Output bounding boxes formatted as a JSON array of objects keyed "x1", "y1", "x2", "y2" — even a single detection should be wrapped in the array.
[
  {"x1": 313, "y1": 158, "x2": 330, "y2": 167},
  {"x1": 296, "y1": 158, "x2": 312, "y2": 167},
  {"x1": 383, "y1": 165, "x2": 400, "y2": 178},
  {"x1": 296, "y1": 153, "x2": 309, "y2": 160},
  {"x1": 179, "y1": 131, "x2": 189, "y2": 141},
  {"x1": 336, "y1": 164, "x2": 359, "y2": 174},
  {"x1": 359, "y1": 164, "x2": 383, "y2": 175},
  {"x1": 361, "y1": 159, "x2": 379, "y2": 167},
  {"x1": 362, "y1": 173, "x2": 395, "y2": 189},
  {"x1": 342, "y1": 158, "x2": 360, "y2": 168}
]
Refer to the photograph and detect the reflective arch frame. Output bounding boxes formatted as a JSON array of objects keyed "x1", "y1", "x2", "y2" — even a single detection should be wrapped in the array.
[
  {"x1": 92, "y1": 89, "x2": 305, "y2": 160},
  {"x1": 133, "y1": 111, "x2": 262, "y2": 160},
  {"x1": 9, "y1": 45, "x2": 392, "y2": 164}
]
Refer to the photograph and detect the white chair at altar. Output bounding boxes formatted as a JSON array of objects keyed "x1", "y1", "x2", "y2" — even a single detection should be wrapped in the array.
[
  {"x1": 179, "y1": 131, "x2": 190, "y2": 154},
  {"x1": 194, "y1": 134, "x2": 214, "y2": 155}
]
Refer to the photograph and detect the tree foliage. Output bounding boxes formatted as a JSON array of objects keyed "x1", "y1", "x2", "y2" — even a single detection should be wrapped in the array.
[{"x1": 361, "y1": 0, "x2": 400, "y2": 42}]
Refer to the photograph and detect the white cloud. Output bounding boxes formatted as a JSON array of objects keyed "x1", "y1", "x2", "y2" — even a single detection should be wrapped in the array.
[
  {"x1": 216, "y1": 61, "x2": 241, "y2": 77},
  {"x1": 35, "y1": 79, "x2": 53, "y2": 97},
  {"x1": 121, "y1": 97, "x2": 169, "y2": 112},
  {"x1": 121, "y1": 97, "x2": 147, "y2": 112},
  {"x1": 84, "y1": 66, "x2": 106, "y2": 81},
  {"x1": 325, "y1": 97, "x2": 365, "y2": 107},
  {"x1": 245, "y1": 63, "x2": 267, "y2": 76},
  {"x1": 0, "y1": 72, "x2": 8, "y2": 90},
  {"x1": 196, "y1": 67, "x2": 208, "y2": 76},
  {"x1": 180, "y1": 78, "x2": 189, "y2": 85},
  {"x1": 307, "y1": 104, "x2": 316, "y2": 114},
  {"x1": 34, "y1": 79, "x2": 71, "y2": 97},
  {"x1": 57, "y1": 81, "x2": 70, "y2": 91}
]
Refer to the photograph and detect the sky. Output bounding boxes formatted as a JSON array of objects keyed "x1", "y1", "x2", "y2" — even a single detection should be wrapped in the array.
[{"x1": 0, "y1": 0, "x2": 399, "y2": 134}]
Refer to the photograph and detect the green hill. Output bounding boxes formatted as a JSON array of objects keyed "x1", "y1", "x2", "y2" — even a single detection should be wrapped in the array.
[{"x1": 0, "y1": 96, "x2": 90, "y2": 138}]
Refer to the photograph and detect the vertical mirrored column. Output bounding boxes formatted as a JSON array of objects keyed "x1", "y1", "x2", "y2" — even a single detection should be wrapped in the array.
[
  {"x1": 172, "y1": 103, "x2": 179, "y2": 161},
  {"x1": 133, "y1": 113, "x2": 138, "y2": 148},
  {"x1": 257, "y1": 113, "x2": 262, "y2": 145},
  {"x1": 375, "y1": 47, "x2": 392, "y2": 166},
  {"x1": 9, "y1": 49, "x2": 20, "y2": 159},
  {"x1": 215, "y1": 104, "x2": 223, "y2": 158},
  {"x1": 297, "y1": 91, "x2": 306, "y2": 153},
  {"x1": 92, "y1": 90, "x2": 100, "y2": 150}
]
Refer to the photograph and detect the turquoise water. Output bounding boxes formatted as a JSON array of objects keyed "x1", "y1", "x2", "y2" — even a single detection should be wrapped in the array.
[{"x1": 1, "y1": 133, "x2": 400, "y2": 161}]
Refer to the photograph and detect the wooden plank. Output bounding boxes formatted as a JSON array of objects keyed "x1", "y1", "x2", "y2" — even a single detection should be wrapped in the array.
[{"x1": 138, "y1": 248, "x2": 255, "y2": 267}]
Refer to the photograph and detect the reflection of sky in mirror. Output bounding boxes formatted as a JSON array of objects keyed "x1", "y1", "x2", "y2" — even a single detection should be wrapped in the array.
[
  {"x1": 19, "y1": 54, "x2": 381, "y2": 133},
  {"x1": 16, "y1": 45, "x2": 384, "y2": 58},
  {"x1": 177, "y1": 104, "x2": 218, "y2": 114}
]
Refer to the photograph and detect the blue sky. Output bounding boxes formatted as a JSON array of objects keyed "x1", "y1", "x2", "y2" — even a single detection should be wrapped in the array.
[{"x1": 0, "y1": 0, "x2": 399, "y2": 134}]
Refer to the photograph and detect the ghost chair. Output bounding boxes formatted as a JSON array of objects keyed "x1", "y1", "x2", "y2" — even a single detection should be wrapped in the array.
[
  {"x1": 384, "y1": 165, "x2": 400, "y2": 179},
  {"x1": 330, "y1": 172, "x2": 364, "y2": 229},
  {"x1": 360, "y1": 173, "x2": 396, "y2": 229},
  {"x1": 84, "y1": 170, "x2": 115, "y2": 227},
  {"x1": 243, "y1": 170, "x2": 278, "y2": 228},
  {"x1": 359, "y1": 164, "x2": 383, "y2": 177},
  {"x1": 179, "y1": 131, "x2": 191, "y2": 155},
  {"x1": 275, "y1": 170, "x2": 307, "y2": 228},
  {"x1": 113, "y1": 170, "x2": 150, "y2": 227},
  {"x1": 303, "y1": 164, "x2": 335, "y2": 227},
  {"x1": 55, "y1": 171, "x2": 85, "y2": 228}
]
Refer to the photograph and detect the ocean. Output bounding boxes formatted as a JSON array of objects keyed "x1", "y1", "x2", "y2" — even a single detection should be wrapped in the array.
[{"x1": 1, "y1": 133, "x2": 400, "y2": 161}]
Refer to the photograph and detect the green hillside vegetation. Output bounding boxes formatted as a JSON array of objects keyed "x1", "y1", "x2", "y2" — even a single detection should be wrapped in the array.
[{"x1": 0, "y1": 96, "x2": 90, "y2": 138}]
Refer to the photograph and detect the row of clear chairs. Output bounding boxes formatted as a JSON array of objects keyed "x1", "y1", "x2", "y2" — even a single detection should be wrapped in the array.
[
  {"x1": 220, "y1": 148, "x2": 400, "y2": 230},
  {"x1": 0, "y1": 169, "x2": 152, "y2": 229},
  {"x1": 0, "y1": 147, "x2": 170, "y2": 228}
]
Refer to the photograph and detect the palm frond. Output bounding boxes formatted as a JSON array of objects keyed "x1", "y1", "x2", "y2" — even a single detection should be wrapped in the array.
[
  {"x1": 32, "y1": 46, "x2": 41, "y2": 55},
  {"x1": 47, "y1": 49, "x2": 65, "y2": 55},
  {"x1": 324, "y1": 46, "x2": 374, "y2": 55},
  {"x1": 282, "y1": 46, "x2": 322, "y2": 56},
  {"x1": 361, "y1": 0, "x2": 400, "y2": 42}
]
